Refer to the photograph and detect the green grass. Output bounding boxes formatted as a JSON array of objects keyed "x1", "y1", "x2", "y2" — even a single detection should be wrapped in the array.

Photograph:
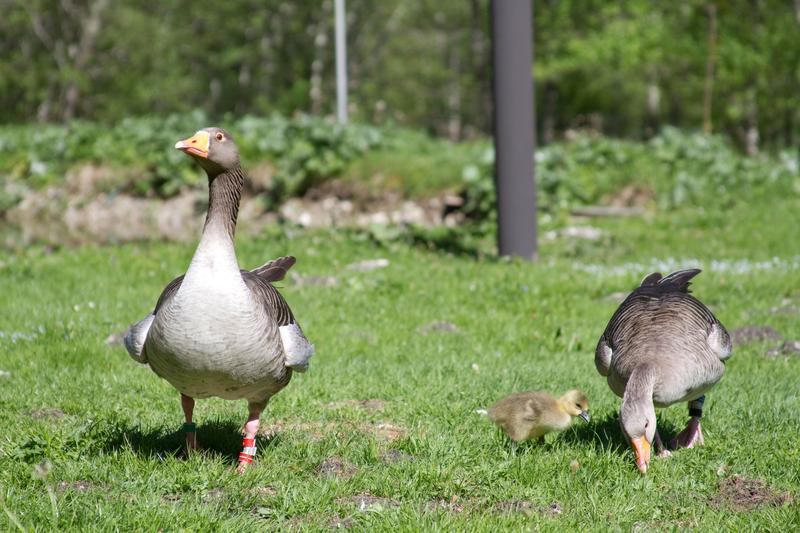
[{"x1": 1, "y1": 193, "x2": 799, "y2": 531}]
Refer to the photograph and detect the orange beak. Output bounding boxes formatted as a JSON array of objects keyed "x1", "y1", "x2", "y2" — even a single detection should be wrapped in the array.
[
  {"x1": 631, "y1": 436, "x2": 651, "y2": 474},
  {"x1": 175, "y1": 131, "x2": 210, "y2": 158}
]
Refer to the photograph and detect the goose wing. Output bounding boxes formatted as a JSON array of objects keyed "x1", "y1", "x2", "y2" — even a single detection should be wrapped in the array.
[
  {"x1": 123, "y1": 274, "x2": 184, "y2": 363},
  {"x1": 243, "y1": 258, "x2": 314, "y2": 372}
]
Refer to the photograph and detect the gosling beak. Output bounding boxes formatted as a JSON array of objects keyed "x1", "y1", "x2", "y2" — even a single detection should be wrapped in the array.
[
  {"x1": 579, "y1": 410, "x2": 590, "y2": 423},
  {"x1": 175, "y1": 131, "x2": 210, "y2": 158},
  {"x1": 630, "y1": 436, "x2": 651, "y2": 474}
]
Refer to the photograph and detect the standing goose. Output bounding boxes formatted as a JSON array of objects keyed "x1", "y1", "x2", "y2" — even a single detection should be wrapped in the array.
[
  {"x1": 595, "y1": 269, "x2": 731, "y2": 473},
  {"x1": 124, "y1": 128, "x2": 314, "y2": 473}
]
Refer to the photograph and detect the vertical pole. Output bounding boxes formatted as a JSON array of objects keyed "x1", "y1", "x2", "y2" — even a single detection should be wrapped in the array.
[
  {"x1": 335, "y1": 0, "x2": 348, "y2": 124},
  {"x1": 491, "y1": 0, "x2": 537, "y2": 259}
]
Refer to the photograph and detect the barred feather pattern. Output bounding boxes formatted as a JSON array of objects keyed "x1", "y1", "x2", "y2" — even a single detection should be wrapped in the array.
[
  {"x1": 595, "y1": 269, "x2": 731, "y2": 407},
  {"x1": 204, "y1": 166, "x2": 245, "y2": 240}
]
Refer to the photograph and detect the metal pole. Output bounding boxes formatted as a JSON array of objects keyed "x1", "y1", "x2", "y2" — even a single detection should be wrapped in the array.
[
  {"x1": 335, "y1": 0, "x2": 348, "y2": 124},
  {"x1": 491, "y1": 0, "x2": 537, "y2": 259}
]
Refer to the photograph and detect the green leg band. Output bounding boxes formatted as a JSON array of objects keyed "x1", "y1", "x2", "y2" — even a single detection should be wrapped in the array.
[{"x1": 182, "y1": 422, "x2": 197, "y2": 433}]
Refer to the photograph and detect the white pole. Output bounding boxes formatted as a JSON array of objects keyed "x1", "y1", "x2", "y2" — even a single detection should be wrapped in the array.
[{"x1": 334, "y1": 0, "x2": 348, "y2": 124}]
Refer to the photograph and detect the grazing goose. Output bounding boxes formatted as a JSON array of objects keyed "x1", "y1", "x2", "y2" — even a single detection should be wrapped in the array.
[
  {"x1": 124, "y1": 127, "x2": 314, "y2": 473},
  {"x1": 595, "y1": 269, "x2": 731, "y2": 473},
  {"x1": 488, "y1": 390, "x2": 590, "y2": 443}
]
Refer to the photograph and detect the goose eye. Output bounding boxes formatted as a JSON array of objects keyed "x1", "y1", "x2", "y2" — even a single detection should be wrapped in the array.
[
  {"x1": 215, "y1": 132, "x2": 224, "y2": 141},
  {"x1": 644, "y1": 420, "x2": 649, "y2": 428},
  {"x1": 575, "y1": 403, "x2": 581, "y2": 409}
]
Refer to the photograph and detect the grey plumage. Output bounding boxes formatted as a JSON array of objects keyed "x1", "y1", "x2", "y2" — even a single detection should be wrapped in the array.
[
  {"x1": 596, "y1": 268, "x2": 731, "y2": 405},
  {"x1": 595, "y1": 268, "x2": 731, "y2": 472}
]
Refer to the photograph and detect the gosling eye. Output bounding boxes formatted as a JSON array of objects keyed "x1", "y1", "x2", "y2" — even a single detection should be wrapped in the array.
[
  {"x1": 575, "y1": 403, "x2": 581, "y2": 409},
  {"x1": 215, "y1": 132, "x2": 224, "y2": 141}
]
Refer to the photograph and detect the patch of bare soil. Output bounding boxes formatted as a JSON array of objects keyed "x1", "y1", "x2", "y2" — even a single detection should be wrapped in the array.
[
  {"x1": 261, "y1": 420, "x2": 343, "y2": 441},
  {"x1": 57, "y1": 480, "x2": 94, "y2": 492},
  {"x1": 325, "y1": 399, "x2": 386, "y2": 412},
  {"x1": 316, "y1": 456, "x2": 359, "y2": 479},
  {"x1": 379, "y1": 449, "x2": 414, "y2": 465},
  {"x1": 27, "y1": 408, "x2": 67, "y2": 419},
  {"x1": 710, "y1": 476, "x2": 793, "y2": 511},
  {"x1": 731, "y1": 325, "x2": 782, "y2": 345},
  {"x1": 334, "y1": 493, "x2": 401, "y2": 511},
  {"x1": 362, "y1": 423, "x2": 407, "y2": 442},
  {"x1": 202, "y1": 488, "x2": 225, "y2": 503},
  {"x1": 766, "y1": 341, "x2": 800, "y2": 358},
  {"x1": 424, "y1": 496, "x2": 468, "y2": 514},
  {"x1": 250, "y1": 486, "x2": 278, "y2": 497},
  {"x1": 162, "y1": 493, "x2": 182, "y2": 505},
  {"x1": 491, "y1": 500, "x2": 563, "y2": 517},
  {"x1": 328, "y1": 517, "x2": 355, "y2": 529}
]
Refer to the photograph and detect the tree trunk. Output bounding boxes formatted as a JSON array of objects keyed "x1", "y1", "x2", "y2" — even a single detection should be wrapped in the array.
[
  {"x1": 61, "y1": 0, "x2": 109, "y2": 121},
  {"x1": 541, "y1": 82, "x2": 557, "y2": 145},
  {"x1": 702, "y1": 3, "x2": 717, "y2": 134}
]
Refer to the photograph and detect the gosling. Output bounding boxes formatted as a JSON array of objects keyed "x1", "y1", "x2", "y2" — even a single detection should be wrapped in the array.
[{"x1": 488, "y1": 389, "x2": 590, "y2": 443}]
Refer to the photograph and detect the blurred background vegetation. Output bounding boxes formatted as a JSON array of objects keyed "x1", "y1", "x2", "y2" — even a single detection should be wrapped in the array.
[
  {"x1": 2, "y1": 0, "x2": 797, "y2": 149},
  {"x1": 0, "y1": 0, "x2": 798, "y2": 248}
]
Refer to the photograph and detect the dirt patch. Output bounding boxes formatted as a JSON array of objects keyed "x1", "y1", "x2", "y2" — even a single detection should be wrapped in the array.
[
  {"x1": 27, "y1": 408, "x2": 67, "y2": 419},
  {"x1": 316, "y1": 456, "x2": 359, "y2": 479},
  {"x1": 420, "y1": 321, "x2": 459, "y2": 334},
  {"x1": 250, "y1": 486, "x2": 278, "y2": 497},
  {"x1": 380, "y1": 449, "x2": 414, "y2": 465},
  {"x1": 202, "y1": 488, "x2": 225, "y2": 503},
  {"x1": 328, "y1": 517, "x2": 355, "y2": 529},
  {"x1": 335, "y1": 493, "x2": 401, "y2": 511},
  {"x1": 766, "y1": 341, "x2": 800, "y2": 358},
  {"x1": 262, "y1": 420, "x2": 407, "y2": 443},
  {"x1": 491, "y1": 500, "x2": 563, "y2": 517},
  {"x1": 731, "y1": 325, "x2": 782, "y2": 345},
  {"x1": 424, "y1": 496, "x2": 468, "y2": 514},
  {"x1": 362, "y1": 423, "x2": 406, "y2": 442},
  {"x1": 162, "y1": 493, "x2": 182, "y2": 505},
  {"x1": 710, "y1": 475, "x2": 793, "y2": 511},
  {"x1": 325, "y1": 399, "x2": 386, "y2": 412},
  {"x1": 57, "y1": 480, "x2": 93, "y2": 492},
  {"x1": 261, "y1": 420, "x2": 343, "y2": 441}
]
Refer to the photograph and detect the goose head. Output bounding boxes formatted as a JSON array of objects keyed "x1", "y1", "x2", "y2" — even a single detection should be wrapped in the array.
[
  {"x1": 620, "y1": 396, "x2": 656, "y2": 473},
  {"x1": 175, "y1": 127, "x2": 240, "y2": 177},
  {"x1": 559, "y1": 389, "x2": 590, "y2": 422}
]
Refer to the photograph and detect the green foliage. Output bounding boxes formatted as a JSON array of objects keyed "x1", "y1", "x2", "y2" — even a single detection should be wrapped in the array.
[
  {"x1": 458, "y1": 128, "x2": 799, "y2": 228},
  {"x1": 1, "y1": 1, "x2": 797, "y2": 150},
  {"x1": 0, "y1": 113, "x2": 381, "y2": 203}
]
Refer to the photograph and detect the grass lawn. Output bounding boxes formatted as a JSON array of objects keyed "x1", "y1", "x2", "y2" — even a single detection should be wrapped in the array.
[{"x1": 1, "y1": 192, "x2": 799, "y2": 531}]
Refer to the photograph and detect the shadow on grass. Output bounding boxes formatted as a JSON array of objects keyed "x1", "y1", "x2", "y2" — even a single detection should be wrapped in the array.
[
  {"x1": 560, "y1": 413, "x2": 681, "y2": 454},
  {"x1": 99, "y1": 419, "x2": 281, "y2": 463}
]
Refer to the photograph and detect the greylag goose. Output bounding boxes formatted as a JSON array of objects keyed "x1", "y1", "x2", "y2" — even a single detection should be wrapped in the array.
[
  {"x1": 123, "y1": 127, "x2": 314, "y2": 473},
  {"x1": 488, "y1": 390, "x2": 589, "y2": 442},
  {"x1": 595, "y1": 269, "x2": 731, "y2": 473}
]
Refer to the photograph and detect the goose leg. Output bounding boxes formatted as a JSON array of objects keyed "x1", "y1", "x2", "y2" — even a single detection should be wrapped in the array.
[
  {"x1": 236, "y1": 400, "x2": 265, "y2": 474},
  {"x1": 181, "y1": 393, "x2": 198, "y2": 451},
  {"x1": 670, "y1": 396, "x2": 705, "y2": 449},
  {"x1": 654, "y1": 432, "x2": 671, "y2": 458}
]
